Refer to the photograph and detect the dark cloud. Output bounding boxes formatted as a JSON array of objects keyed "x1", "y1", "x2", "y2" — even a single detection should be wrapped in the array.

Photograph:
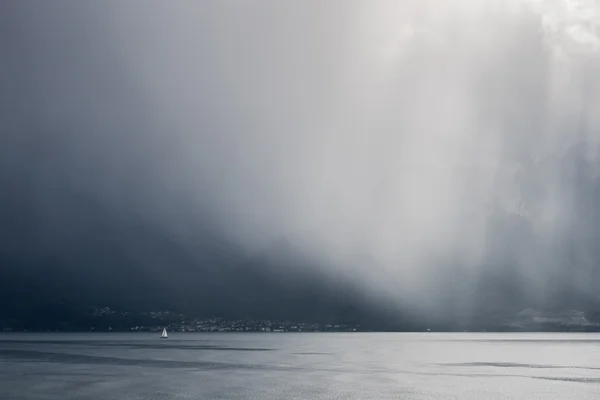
[{"x1": 2, "y1": 1, "x2": 600, "y2": 328}]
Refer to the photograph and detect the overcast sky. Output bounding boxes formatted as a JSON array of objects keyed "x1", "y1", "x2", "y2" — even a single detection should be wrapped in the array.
[{"x1": 2, "y1": 1, "x2": 600, "y2": 319}]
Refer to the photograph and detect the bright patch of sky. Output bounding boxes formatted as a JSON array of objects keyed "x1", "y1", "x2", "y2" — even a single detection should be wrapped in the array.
[{"x1": 525, "y1": 0, "x2": 599, "y2": 55}]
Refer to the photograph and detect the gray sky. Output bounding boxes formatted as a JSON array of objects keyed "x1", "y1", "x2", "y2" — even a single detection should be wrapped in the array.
[{"x1": 2, "y1": 1, "x2": 600, "y2": 320}]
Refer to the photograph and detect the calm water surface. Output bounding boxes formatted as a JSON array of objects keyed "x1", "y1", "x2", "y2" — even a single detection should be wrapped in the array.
[{"x1": 1, "y1": 332, "x2": 600, "y2": 399}]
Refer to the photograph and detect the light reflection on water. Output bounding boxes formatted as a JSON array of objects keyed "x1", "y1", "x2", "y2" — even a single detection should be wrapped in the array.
[{"x1": 1, "y1": 332, "x2": 600, "y2": 399}]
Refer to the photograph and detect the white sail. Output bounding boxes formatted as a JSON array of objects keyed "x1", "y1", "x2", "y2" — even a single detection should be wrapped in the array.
[{"x1": 161, "y1": 328, "x2": 168, "y2": 338}]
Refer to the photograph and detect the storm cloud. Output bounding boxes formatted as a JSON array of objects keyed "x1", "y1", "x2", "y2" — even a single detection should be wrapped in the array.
[{"x1": 2, "y1": 1, "x2": 600, "y2": 326}]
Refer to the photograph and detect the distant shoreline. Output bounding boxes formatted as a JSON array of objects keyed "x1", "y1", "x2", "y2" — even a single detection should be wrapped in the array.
[{"x1": 3, "y1": 330, "x2": 600, "y2": 334}]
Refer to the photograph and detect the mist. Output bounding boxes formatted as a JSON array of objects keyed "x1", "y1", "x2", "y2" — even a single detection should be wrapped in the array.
[{"x1": 2, "y1": 0, "x2": 600, "y2": 325}]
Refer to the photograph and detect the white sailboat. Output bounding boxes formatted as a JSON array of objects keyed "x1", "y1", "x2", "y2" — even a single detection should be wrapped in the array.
[{"x1": 161, "y1": 328, "x2": 168, "y2": 339}]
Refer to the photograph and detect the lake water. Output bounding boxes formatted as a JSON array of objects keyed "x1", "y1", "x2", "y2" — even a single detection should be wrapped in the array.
[{"x1": 1, "y1": 332, "x2": 600, "y2": 399}]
